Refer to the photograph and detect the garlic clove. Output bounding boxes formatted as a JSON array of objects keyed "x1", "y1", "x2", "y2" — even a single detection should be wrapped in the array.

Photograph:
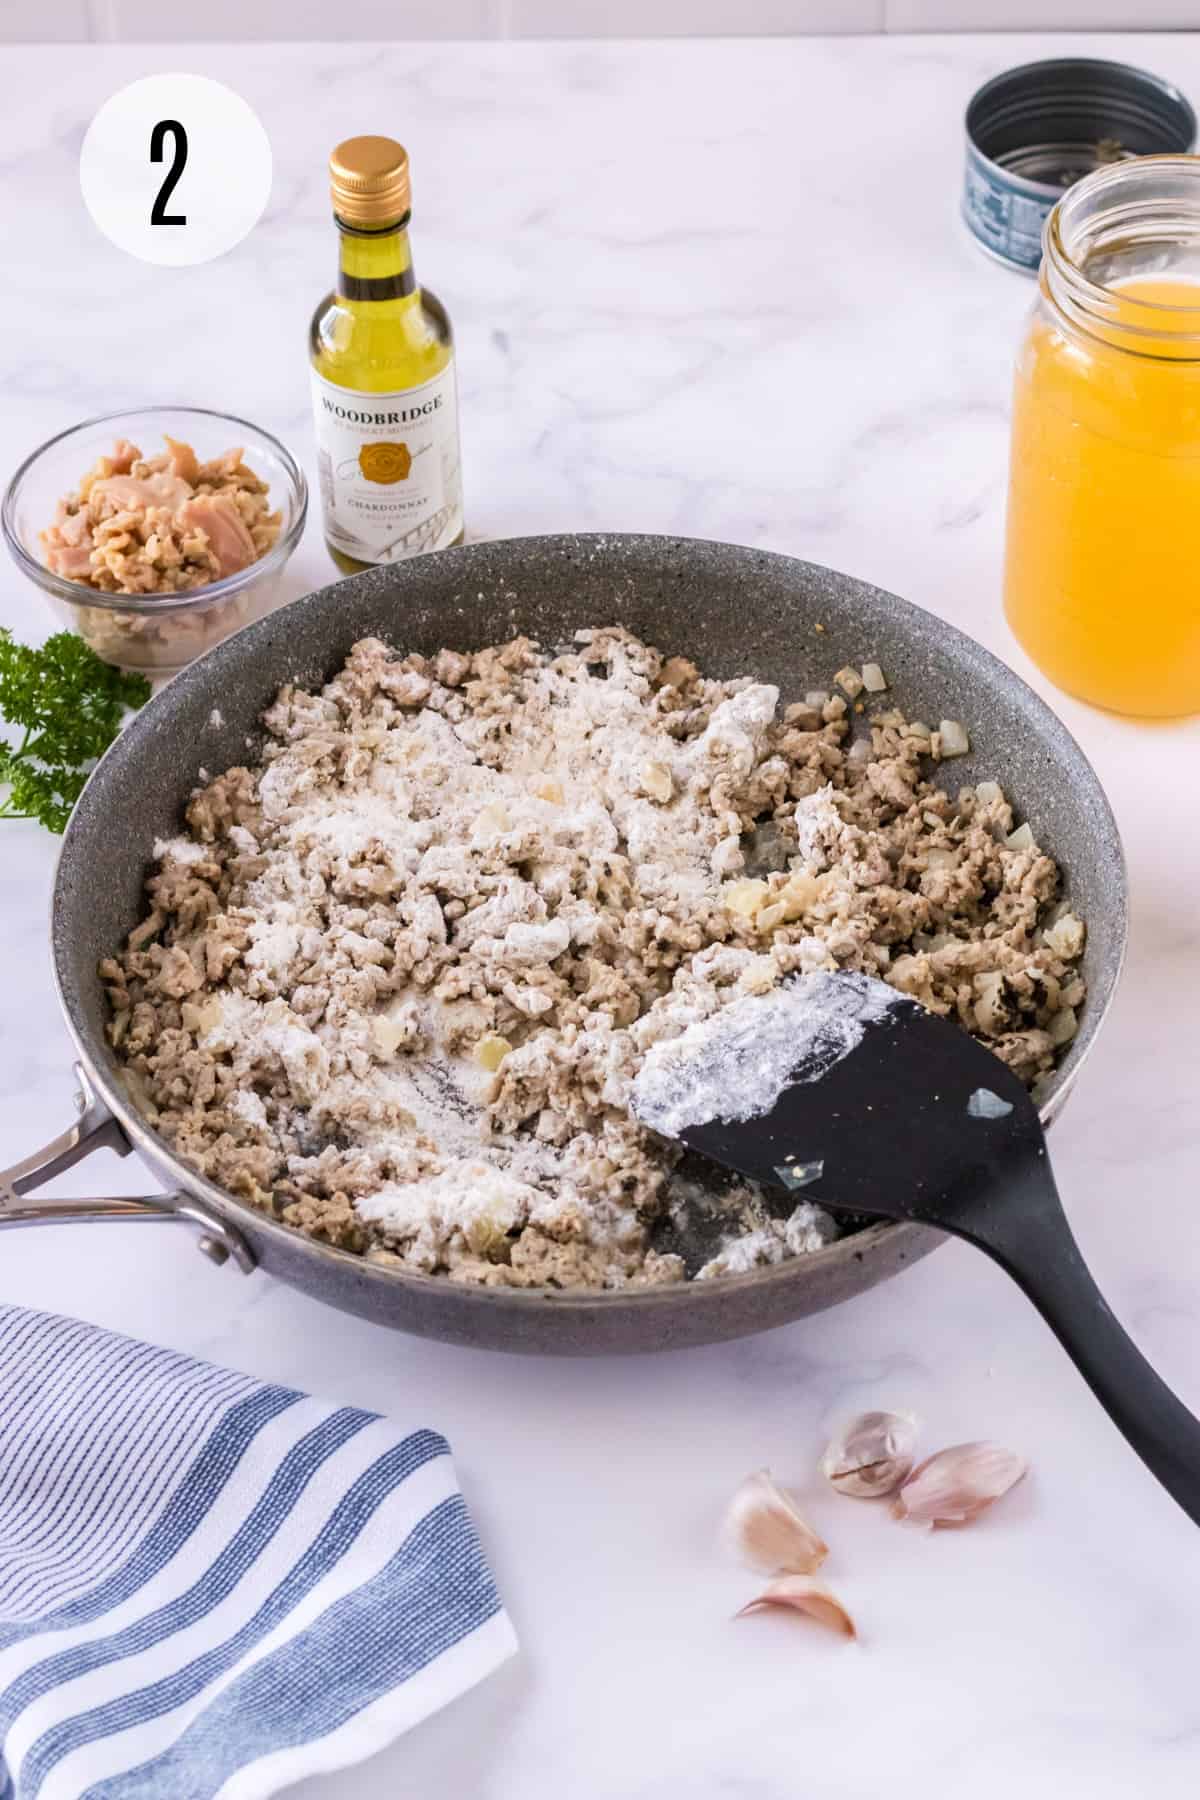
[
  {"x1": 892, "y1": 1441, "x2": 1027, "y2": 1528},
  {"x1": 722, "y1": 1468, "x2": 828, "y2": 1574},
  {"x1": 819, "y1": 1410, "x2": 919, "y2": 1499},
  {"x1": 735, "y1": 1576, "x2": 857, "y2": 1641}
]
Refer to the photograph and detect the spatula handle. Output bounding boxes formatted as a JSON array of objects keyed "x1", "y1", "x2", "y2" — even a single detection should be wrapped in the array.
[{"x1": 953, "y1": 1154, "x2": 1200, "y2": 1527}]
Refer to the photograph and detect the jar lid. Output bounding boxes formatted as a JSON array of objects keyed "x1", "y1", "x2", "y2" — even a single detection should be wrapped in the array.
[{"x1": 330, "y1": 136, "x2": 411, "y2": 229}]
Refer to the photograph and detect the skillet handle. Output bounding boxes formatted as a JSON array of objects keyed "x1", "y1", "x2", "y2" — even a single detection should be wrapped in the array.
[
  {"x1": 0, "y1": 1066, "x2": 255, "y2": 1273},
  {"x1": 949, "y1": 1146, "x2": 1200, "y2": 1528}
]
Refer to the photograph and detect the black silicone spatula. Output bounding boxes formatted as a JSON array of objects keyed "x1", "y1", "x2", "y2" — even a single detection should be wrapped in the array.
[{"x1": 632, "y1": 971, "x2": 1200, "y2": 1525}]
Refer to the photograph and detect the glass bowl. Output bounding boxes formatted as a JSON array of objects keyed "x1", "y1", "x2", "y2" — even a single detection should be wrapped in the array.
[{"x1": 2, "y1": 406, "x2": 307, "y2": 677}]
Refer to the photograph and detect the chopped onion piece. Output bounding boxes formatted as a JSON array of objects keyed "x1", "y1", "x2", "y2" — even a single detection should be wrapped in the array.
[
  {"x1": 1005, "y1": 822, "x2": 1035, "y2": 851},
  {"x1": 835, "y1": 665, "x2": 865, "y2": 699},
  {"x1": 974, "y1": 780, "x2": 1004, "y2": 805},
  {"x1": 1044, "y1": 911, "x2": 1085, "y2": 958},
  {"x1": 1047, "y1": 1005, "x2": 1078, "y2": 1046},
  {"x1": 938, "y1": 719, "x2": 970, "y2": 758},
  {"x1": 861, "y1": 661, "x2": 888, "y2": 693}
]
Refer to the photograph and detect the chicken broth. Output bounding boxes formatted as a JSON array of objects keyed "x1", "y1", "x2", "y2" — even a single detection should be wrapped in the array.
[{"x1": 1004, "y1": 276, "x2": 1200, "y2": 718}]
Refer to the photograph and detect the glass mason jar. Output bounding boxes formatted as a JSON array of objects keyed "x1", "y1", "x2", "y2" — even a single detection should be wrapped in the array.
[{"x1": 1003, "y1": 156, "x2": 1200, "y2": 718}]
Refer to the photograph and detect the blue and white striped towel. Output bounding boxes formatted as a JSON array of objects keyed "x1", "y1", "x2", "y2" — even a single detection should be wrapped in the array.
[{"x1": 0, "y1": 1305, "x2": 516, "y2": 1800}]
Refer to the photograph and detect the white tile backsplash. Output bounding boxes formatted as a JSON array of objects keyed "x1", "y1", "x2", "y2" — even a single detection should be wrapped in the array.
[
  {"x1": 95, "y1": 0, "x2": 494, "y2": 39},
  {"x1": 504, "y1": 0, "x2": 883, "y2": 33},
  {"x1": 0, "y1": 0, "x2": 89, "y2": 40},
  {"x1": 3, "y1": 0, "x2": 1196, "y2": 40},
  {"x1": 886, "y1": 0, "x2": 1200, "y2": 25}
]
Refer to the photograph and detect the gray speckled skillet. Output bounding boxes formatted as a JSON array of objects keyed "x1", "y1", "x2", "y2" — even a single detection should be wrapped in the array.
[{"x1": 7, "y1": 536, "x2": 1126, "y2": 1354}]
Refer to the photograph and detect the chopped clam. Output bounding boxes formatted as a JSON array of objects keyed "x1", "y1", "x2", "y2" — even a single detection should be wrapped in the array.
[{"x1": 835, "y1": 665, "x2": 865, "y2": 699}]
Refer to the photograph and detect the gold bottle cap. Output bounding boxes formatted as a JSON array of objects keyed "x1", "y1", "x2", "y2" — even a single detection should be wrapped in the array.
[{"x1": 330, "y1": 136, "x2": 411, "y2": 228}]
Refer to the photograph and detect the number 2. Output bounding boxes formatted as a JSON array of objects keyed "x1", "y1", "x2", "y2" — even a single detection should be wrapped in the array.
[{"x1": 150, "y1": 119, "x2": 188, "y2": 226}]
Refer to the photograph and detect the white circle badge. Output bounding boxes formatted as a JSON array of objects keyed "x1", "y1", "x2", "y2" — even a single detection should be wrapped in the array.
[{"x1": 80, "y1": 74, "x2": 272, "y2": 267}]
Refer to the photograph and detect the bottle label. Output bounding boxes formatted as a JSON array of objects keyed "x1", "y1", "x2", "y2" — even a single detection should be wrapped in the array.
[{"x1": 310, "y1": 360, "x2": 462, "y2": 563}]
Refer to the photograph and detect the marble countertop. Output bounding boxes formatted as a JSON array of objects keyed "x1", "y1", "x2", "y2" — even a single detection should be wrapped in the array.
[{"x1": 3, "y1": 31, "x2": 1200, "y2": 1799}]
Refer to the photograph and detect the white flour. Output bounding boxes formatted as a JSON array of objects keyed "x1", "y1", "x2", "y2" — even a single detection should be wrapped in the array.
[
  {"x1": 632, "y1": 971, "x2": 903, "y2": 1138},
  {"x1": 153, "y1": 835, "x2": 213, "y2": 866}
]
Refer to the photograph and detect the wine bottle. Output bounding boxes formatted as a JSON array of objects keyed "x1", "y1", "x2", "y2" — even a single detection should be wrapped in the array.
[{"x1": 309, "y1": 136, "x2": 464, "y2": 573}]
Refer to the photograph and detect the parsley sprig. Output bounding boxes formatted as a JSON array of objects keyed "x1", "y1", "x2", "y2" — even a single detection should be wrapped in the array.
[{"x1": 0, "y1": 629, "x2": 151, "y2": 833}]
